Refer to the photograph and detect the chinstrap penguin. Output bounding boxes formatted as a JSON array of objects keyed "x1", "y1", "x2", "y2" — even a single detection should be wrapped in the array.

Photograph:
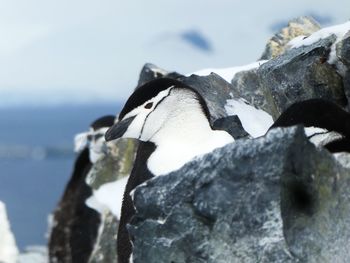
[
  {"x1": 49, "y1": 115, "x2": 115, "y2": 263},
  {"x1": 270, "y1": 99, "x2": 350, "y2": 153},
  {"x1": 105, "y1": 78, "x2": 234, "y2": 263}
]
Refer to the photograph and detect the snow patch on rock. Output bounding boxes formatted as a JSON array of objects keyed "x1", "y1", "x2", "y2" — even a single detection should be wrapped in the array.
[
  {"x1": 289, "y1": 21, "x2": 350, "y2": 64},
  {"x1": 225, "y1": 98, "x2": 274, "y2": 138},
  {"x1": 190, "y1": 61, "x2": 267, "y2": 83},
  {"x1": 86, "y1": 176, "x2": 128, "y2": 218},
  {"x1": 0, "y1": 201, "x2": 18, "y2": 263}
]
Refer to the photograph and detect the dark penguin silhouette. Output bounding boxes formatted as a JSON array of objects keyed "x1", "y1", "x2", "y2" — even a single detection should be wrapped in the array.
[
  {"x1": 49, "y1": 115, "x2": 115, "y2": 263},
  {"x1": 270, "y1": 99, "x2": 350, "y2": 153},
  {"x1": 105, "y1": 78, "x2": 233, "y2": 263}
]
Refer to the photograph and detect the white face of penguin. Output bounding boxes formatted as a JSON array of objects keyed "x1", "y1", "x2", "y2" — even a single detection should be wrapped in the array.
[
  {"x1": 105, "y1": 86, "x2": 213, "y2": 144},
  {"x1": 105, "y1": 87, "x2": 173, "y2": 142}
]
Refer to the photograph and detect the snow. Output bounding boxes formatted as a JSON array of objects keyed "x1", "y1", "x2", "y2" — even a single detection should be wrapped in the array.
[
  {"x1": 304, "y1": 127, "x2": 343, "y2": 147},
  {"x1": 190, "y1": 61, "x2": 267, "y2": 83},
  {"x1": 18, "y1": 246, "x2": 48, "y2": 263},
  {"x1": 86, "y1": 176, "x2": 128, "y2": 218},
  {"x1": 0, "y1": 201, "x2": 18, "y2": 263},
  {"x1": 289, "y1": 21, "x2": 350, "y2": 64},
  {"x1": 225, "y1": 98, "x2": 274, "y2": 138}
]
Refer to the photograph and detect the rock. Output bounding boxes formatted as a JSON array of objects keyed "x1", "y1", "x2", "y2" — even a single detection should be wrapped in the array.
[
  {"x1": 230, "y1": 67, "x2": 271, "y2": 114},
  {"x1": 86, "y1": 138, "x2": 138, "y2": 263},
  {"x1": 213, "y1": 115, "x2": 250, "y2": 139},
  {"x1": 334, "y1": 152, "x2": 350, "y2": 168},
  {"x1": 178, "y1": 73, "x2": 236, "y2": 123},
  {"x1": 137, "y1": 63, "x2": 182, "y2": 88},
  {"x1": 130, "y1": 126, "x2": 350, "y2": 263},
  {"x1": 258, "y1": 35, "x2": 346, "y2": 119},
  {"x1": 49, "y1": 18, "x2": 350, "y2": 263},
  {"x1": 88, "y1": 212, "x2": 119, "y2": 263},
  {"x1": 281, "y1": 143, "x2": 350, "y2": 262},
  {"x1": 261, "y1": 16, "x2": 321, "y2": 60},
  {"x1": 234, "y1": 20, "x2": 350, "y2": 119},
  {"x1": 0, "y1": 201, "x2": 18, "y2": 263},
  {"x1": 336, "y1": 32, "x2": 350, "y2": 107},
  {"x1": 336, "y1": 31, "x2": 350, "y2": 67},
  {"x1": 86, "y1": 139, "x2": 137, "y2": 189}
]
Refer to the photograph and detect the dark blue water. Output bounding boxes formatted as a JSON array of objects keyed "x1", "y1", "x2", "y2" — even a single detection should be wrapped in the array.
[{"x1": 0, "y1": 103, "x2": 121, "y2": 250}]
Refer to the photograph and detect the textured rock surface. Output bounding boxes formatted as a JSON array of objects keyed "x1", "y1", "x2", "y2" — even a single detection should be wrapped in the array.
[
  {"x1": 178, "y1": 73, "x2": 235, "y2": 122},
  {"x1": 233, "y1": 33, "x2": 348, "y2": 119},
  {"x1": 48, "y1": 17, "x2": 350, "y2": 263},
  {"x1": 230, "y1": 67, "x2": 270, "y2": 113},
  {"x1": 88, "y1": 212, "x2": 119, "y2": 263},
  {"x1": 258, "y1": 36, "x2": 346, "y2": 118},
  {"x1": 86, "y1": 139, "x2": 138, "y2": 263},
  {"x1": 86, "y1": 139, "x2": 137, "y2": 189},
  {"x1": 260, "y1": 16, "x2": 321, "y2": 60},
  {"x1": 337, "y1": 31, "x2": 350, "y2": 67},
  {"x1": 137, "y1": 63, "x2": 182, "y2": 88},
  {"x1": 130, "y1": 127, "x2": 350, "y2": 263},
  {"x1": 336, "y1": 31, "x2": 350, "y2": 107}
]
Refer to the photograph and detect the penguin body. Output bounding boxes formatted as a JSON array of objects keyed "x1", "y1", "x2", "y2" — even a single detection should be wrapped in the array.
[
  {"x1": 105, "y1": 78, "x2": 234, "y2": 263},
  {"x1": 49, "y1": 115, "x2": 115, "y2": 263}
]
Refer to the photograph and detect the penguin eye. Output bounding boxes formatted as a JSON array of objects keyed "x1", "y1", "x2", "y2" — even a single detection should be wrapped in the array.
[{"x1": 144, "y1": 102, "x2": 153, "y2": 109}]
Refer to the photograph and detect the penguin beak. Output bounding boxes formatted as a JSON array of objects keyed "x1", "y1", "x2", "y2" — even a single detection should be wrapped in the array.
[{"x1": 105, "y1": 116, "x2": 135, "y2": 141}]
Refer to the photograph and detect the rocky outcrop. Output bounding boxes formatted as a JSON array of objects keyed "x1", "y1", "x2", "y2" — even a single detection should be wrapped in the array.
[
  {"x1": 48, "y1": 17, "x2": 350, "y2": 263},
  {"x1": 86, "y1": 138, "x2": 138, "y2": 263},
  {"x1": 260, "y1": 16, "x2": 321, "y2": 60},
  {"x1": 130, "y1": 127, "x2": 350, "y2": 263},
  {"x1": 258, "y1": 35, "x2": 346, "y2": 119},
  {"x1": 232, "y1": 19, "x2": 349, "y2": 119}
]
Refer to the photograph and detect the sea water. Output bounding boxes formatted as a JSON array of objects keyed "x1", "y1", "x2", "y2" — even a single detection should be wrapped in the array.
[{"x1": 0, "y1": 103, "x2": 120, "y2": 250}]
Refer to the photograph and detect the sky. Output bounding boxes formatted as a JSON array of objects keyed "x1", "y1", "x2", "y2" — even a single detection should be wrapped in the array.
[{"x1": 0, "y1": 0, "x2": 349, "y2": 107}]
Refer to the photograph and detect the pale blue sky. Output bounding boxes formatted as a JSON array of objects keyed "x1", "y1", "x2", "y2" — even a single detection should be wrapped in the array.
[{"x1": 0, "y1": 0, "x2": 349, "y2": 106}]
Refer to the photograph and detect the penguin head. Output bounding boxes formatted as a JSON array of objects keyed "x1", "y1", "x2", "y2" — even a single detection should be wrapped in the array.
[
  {"x1": 270, "y1": 99, "x2": 350, "y2": 153},
  {"x1": 105, "y1": 78, "x2": 211, "y2": 143},
  {"x1": 74, "y1": 115, "x2": 116, "y2": 163}
]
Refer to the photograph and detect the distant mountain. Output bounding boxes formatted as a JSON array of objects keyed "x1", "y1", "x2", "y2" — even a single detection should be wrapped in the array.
[{"x1": 180, "y1": 30, "x2": 213, "y2": 52}]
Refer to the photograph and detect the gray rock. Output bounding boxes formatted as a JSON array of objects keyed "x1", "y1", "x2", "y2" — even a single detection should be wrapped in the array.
[
  {"x1": 130, "y1": 126, "x2": 350, "y2": 263},
  {"x1": 89, "y1": 212, "x2": 119, "y2": 263},
  {"x1": 178, "y1": 73, "x2": 237, "y2": 123},
  {"x1": 336, "y1": 32, "x2": 350, "y2": 107},
  {"x1": 336, "y1": 31, "x2": 350, "y2": 67},
  {"x1": 86, "y1": 139, "x2": 138, "y2": 189},
  {"x1": 230, "y1": 66, "x2": 271, "y2": 114},
  {"x1": 261, "y1": 16, "x2": 321, "y2": 60},
  {"x1": 86, "y1": 138, "x2": 138, "y2": 263},
  {"x1": 258, "y1": 36, "x2": 346, "y2": 119},
  {"x1": 137, "y1": 63, "x2": 182, "y2": 88},
  {"x1": 213, "y1": 115, "x2": 250, "y2": 139},
  {"x1": 334, "y1": 152, "x2": 350, "y2": 169}
]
